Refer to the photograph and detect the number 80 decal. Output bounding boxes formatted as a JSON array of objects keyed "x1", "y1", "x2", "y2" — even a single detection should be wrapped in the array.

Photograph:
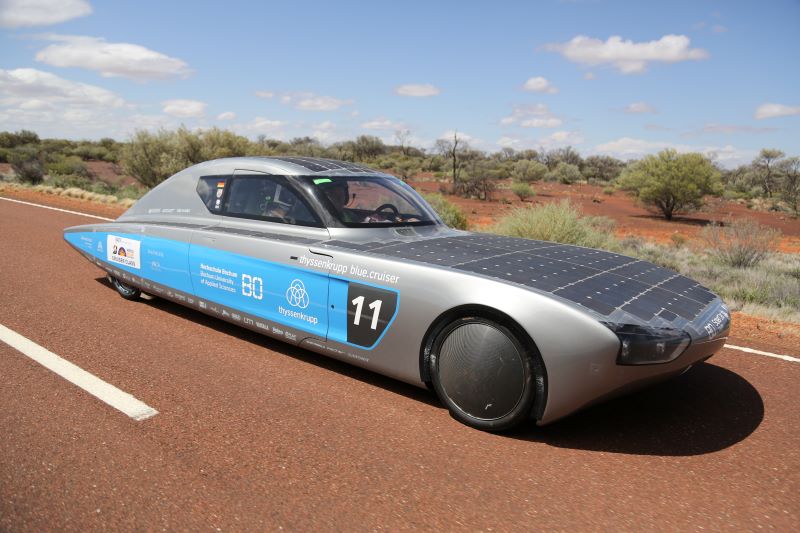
[{"x1": 346, "y1": 282, "x2": 398, "y2": 348}]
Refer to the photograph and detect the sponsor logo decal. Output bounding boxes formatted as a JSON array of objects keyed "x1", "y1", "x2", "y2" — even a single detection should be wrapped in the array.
[
  {"x1": 107, "y1": 235, "x2": 141, "y2": 269},
  {"x1": 285, "y1": 279, "x2": 310, "y2": 309}
]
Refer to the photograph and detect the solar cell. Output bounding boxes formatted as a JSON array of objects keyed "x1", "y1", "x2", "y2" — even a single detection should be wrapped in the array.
[{"x1": 323, "y1": 233, "x2": 717, "y2": 323}]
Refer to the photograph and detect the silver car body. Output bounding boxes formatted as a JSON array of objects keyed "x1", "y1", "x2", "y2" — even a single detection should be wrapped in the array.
[{"x1": 63, "y1": 157, "x2": 730, "y2": 425}]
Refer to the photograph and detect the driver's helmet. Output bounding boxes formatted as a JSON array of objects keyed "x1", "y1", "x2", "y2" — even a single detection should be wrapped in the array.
[{"x1": 317, "y1": 178, "x2": 350, "y2": 206}]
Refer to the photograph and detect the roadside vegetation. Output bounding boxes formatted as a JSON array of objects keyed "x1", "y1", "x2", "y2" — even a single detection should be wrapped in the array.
[
  {"x1": 3, "y1": 128, "x2": 799, "y2": 219},
  {"x1": 485, "y1": 201, "x2": 799, "y2": 322}
]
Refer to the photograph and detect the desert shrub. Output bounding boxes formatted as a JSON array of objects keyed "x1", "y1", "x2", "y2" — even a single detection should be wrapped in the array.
[
  {"x1": 545, "y1": 162, "x2": 582, "y2": 184},
  {"x1": 699, "y1": 218, "x2": 781, "y2": 268},
  {"x1": 511, "y1": 182, "x2": 535, "y2": 201},
  {"x1": 0, "y1": 130, "x2": 39, "y2": 148},
  {"x1": 510, "y1": 159, "x2": 547, "y2": 183},
  {"x1": 46, "y1": 155, "x2": 89, "y2": 177},
  {"x1": 602, "y1": 186, "x2": 615, "y2": 195},
  {"x1": 121, "y1": 129, "x2": 185, "y2": 188},
  {"x1": 421, "y1": 193, "x2": 469, "y2": 230},
  {"x1": 489, "y1": 200, "x2": 616, "y2": 249},
  {"x1": 8, "y1": 145, "x2": 45, "y2": 184}
]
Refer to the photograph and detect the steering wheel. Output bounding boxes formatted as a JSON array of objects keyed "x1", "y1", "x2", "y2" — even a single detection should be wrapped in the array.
[{"x1": 374, "y1": 203, "x2": 400, "y2": 215}]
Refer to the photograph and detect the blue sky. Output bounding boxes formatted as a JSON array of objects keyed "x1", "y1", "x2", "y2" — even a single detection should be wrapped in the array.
[{"x1": 1, "y1": 0, "x2": 798, "y2": 166}]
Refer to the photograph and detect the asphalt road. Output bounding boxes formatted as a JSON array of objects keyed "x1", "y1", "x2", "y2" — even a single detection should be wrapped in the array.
[{"x1": 1, "y1": 200, "x2": 798, "y2": 531}]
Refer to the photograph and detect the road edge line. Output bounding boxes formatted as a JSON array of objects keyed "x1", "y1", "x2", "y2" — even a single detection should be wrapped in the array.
[
  {"x1": 0, "y1": 323, "x2": 158, "y2": 421},
  {"x1": 0, "y1": 196, "x2": 114, "y2": 221},
  {"x1": 725, "y1": 343, "x2": 800, "y2": 363}
]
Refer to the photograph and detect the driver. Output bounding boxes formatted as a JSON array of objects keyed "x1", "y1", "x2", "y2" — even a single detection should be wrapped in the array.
[{"x1": 321, "y1": 180, "x2": 360, "y2": 223}]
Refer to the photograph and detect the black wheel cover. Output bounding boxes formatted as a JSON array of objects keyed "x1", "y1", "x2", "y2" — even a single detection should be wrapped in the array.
[{"x1": 430, "y1": 317, "x2": 536, "y2": 431}]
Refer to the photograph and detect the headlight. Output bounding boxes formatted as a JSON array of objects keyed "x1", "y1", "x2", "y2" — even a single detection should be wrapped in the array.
[{"x1": 603, "y1": 323, "x2": 691, "y2": 365}]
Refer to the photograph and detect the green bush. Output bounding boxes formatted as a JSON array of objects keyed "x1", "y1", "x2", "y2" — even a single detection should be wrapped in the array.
[
  {"x1": 489, "y1": 200, "x2": 616, "y2": 249},
  {"x1": 511, "y1": 182, "x2": 535, "y2": 201},
  {"x1": 545, "y1": 162, "x2": 582, "y2": 184},
  {"x1": 699, "y1": 218, "x2": 781, "y2": 268},
  {"x1": 46, "y1": 155, "x2": 89, "y2": 177},
  {"x1": 510, "y1": 159, "x2": 547, "y2": 183},
  {"x1": 421, "y1": 193, "x2": 469, "y2": 230},
  {"x1": 8, "y1": 145, "x2": 45, "y2": 184}
]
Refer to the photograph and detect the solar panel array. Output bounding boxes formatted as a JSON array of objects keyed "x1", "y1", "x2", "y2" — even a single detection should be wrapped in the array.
[
  {"x1": 325, "y1": 233, "x2": 717, "y2": 323},
  {"x1": 270, "y1": 156, "x2": 375, "y2": 174}
]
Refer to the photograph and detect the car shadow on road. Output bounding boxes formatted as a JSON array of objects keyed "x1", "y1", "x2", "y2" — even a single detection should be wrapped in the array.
[{"x1": 508, "y1": 362, "x2": 764, "y2": 456}]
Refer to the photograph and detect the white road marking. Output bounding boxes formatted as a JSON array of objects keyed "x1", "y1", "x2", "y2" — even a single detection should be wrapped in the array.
[
  {"x1": 0, "y1": 323, "x2": 158, "y2": 420},
  {"x1": 725, "y1": 343, "x2": 800, "y2": 363},
  {"x1": 0, "y1": 196, "x2": 114, "y2": 221}
]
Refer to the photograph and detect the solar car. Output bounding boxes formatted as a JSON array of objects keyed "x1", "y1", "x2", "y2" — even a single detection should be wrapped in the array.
[{"x1": 64, "y1": 157, "x2": 731, "y2": 431}]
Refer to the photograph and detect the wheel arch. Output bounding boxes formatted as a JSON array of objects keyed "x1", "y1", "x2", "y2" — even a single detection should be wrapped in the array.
[{"x1": 418, "y1": 304, "x2": 548, "y2": 421}]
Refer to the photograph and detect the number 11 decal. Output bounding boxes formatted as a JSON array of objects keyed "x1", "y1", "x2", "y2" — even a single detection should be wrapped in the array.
[
  {"x1": 351, "y1": 296, "x2": 383, "y2": 330},
  {"x1": 347, "y1": 282, "x2": 398, "y2": 347}
]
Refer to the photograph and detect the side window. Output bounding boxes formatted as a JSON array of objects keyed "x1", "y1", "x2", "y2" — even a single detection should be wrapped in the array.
[
  {"x1": 224, "y1": 175, "x2": 321, "y2": 227},
  {"x1": 196, "y1": 176, "x2": 229, "y2": 213}
]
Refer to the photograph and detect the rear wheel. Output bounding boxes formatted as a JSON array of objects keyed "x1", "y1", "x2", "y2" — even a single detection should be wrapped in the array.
[
  {"x1": 429, "y1": 317, "x2": 536, "y2": 431},
  {"x1": 108, "y1": 275, "x2": 141, "y2": 300}
]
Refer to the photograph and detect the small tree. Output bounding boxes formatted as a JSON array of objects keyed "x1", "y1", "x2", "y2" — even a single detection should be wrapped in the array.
[
  {"x1": 751, "y1": 148, "x2": 785, "y2": 198},
  {"x1": 510, "y1": 159, "x2": 547, "y2": 183},
  {"x1": 434, "y1": 131, "x2": 469, "y2": 190},
  {"x1": 581, "y1": 155, "x2": 626, "y2": 182},
  {"x1": 779, "y1": 156, "x2": 800, "y2": 217},
  {"x1": 546, "y1": 162, "x2": 582, "y2": 184},
  {"x1": 617, "y1": 149, "x2": 721, "y2": 221}
]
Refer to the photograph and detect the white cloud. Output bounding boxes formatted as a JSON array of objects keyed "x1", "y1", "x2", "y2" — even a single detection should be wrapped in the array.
[
  {"x1": 712, "y1": 25, "x2": 728, "y2": 34},
  {"x1": 296, "y1": 95, "x2": 352, "y2": 111},
  {"x1": 523, "y1": 76, "x2": 559, "y2": 94},
  {"x1": 594, "y1": 137, "x2": 750, "y2": 166},
  {"x1": 624, "y1": 102, "x2": 657, "y2": 114},
  {"x1": 500, "y1": 104, "x2": 561, "y2": 127},
  {"x1": 0, "y1": 0, "x2": 91, "y2": 28},
  {"x1": 754, "y1": 102, "x2": 800, "y2": 120},
  {"x1": 687, "y1": 123, "x2": 778, "y2": 135},
  {"x1": 216, "y1": 111, "x2": 236, "y2": 121},
  {"x1": 311, "y1": 121, "x2": 340, "y2": 142},
  {"x1": 438, "y1": 130, "x2": 474, "y2": 143},
  {"x1": 0, "y1": 67, "x2": 124, "y2": 108},
  {"x1": 256, "y1": 90, "x2": 353, "y2": 111},
  {"x1": 0, "y1": 68, "x2": 173, "y2": 138},
  {"x1": 539, "y1": 130, "x2": 585, "y2": 147},
  {"x1": 361, "y1": 117, "x2": 404, "y2": 130},
  {"x1": 227, "y1": 116, "x2": 288, "y2": 139},
  {"x1": 583, "y1": 71, "x2": 596, "y2": 80},
  {"x1": 161, "y1": 99, "x2": 206, "y2": 118},
  {"x1": 395, "y1": 84, "x2": 441, "y2": 97},
  {"x1": 35, "y1": 35, "x2": 191, "y2": 81},
  {"x1": 545, "y1": 34, "x2": 708, "y2": 74},
  {"x1": 520, "y1": 117, "x2": 563, "y2": 128}
]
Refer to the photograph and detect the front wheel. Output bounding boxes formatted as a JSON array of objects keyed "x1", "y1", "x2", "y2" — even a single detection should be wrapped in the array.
[
  {"x1": 108, "y1": 275, "x2": 141, "y2": 300},
  {"x1": 429, "y1": 317, "x2": 537, "y2": 431}
]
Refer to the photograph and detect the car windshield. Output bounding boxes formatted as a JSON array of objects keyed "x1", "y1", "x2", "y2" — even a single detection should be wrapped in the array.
[{"x1": 305, "y1": 175, "x2": 438, "y2": 227}]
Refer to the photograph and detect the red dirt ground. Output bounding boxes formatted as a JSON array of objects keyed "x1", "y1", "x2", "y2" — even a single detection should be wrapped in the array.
[{"x1": 411, "y1": 179, "x2": 800, "y2": 253}]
